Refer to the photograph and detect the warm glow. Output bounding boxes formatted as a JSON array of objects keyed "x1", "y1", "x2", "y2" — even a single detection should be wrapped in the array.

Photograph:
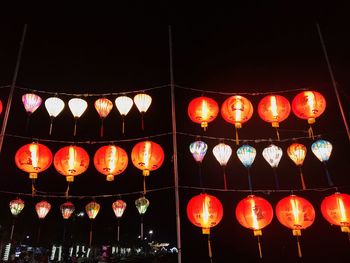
[
  {"x1": 68, "y1": 98, "x2": 88, "y2": 118},
  {"x1": 201, "y1": 100, "x2": 208, "y2": 120},
  {"x1": 305, "y1": 91, "x2": 316, "y2": 115},
  {"x1": 287, "y1": 143, "x2": 307, "y2": 166},
  {"x1": 107, "y1": 146, "x2": 117, "y2": 172},
  {"x1": 291, "y1": 198, "x2": 300, "y2": 226},
  {"x1": 262, "y1": 144, "x2": 283, "y2": 168},
  {"x1": 94, "y1": 98, "x2": 113, "y2": 118},
  {"x1": 202, "y1": 196, "x2": 210, "y2": 227},
  {"x1": 29, "y1": 143, "x2": 39, "y2": 169},
  {"x1": 250, "y1": 198, "x2": 259, "y2": 230},
  {"x1": 234, "y1": 97, "x2": 243, "y2": 122},
  {"x1": 338, "y1": 197, "x2": 347, "y2": 223},
  {"x1": 9, "y1": 198, "x2": 25, "y2": 217},
  {"x1": 135, "y1": 196, "x2": 150, "y2": 215},
  {"x1": 212, "y1": 143, "x2": 232, "y2": 166},
  {"x1": 22, "y1": 93, "x2": 42, "y2": 114},
  {"x1": 85, "y1": 201, "x2": 100, "y2": 219},
  {"x1": 143, "y1": 141, "x2": 151, "y2": 168},
  {"x1": 134, "y1": 93, "x2": 152, "y2": 113},
  {"x1": 45, "y1": 97, "x2": 65, "y2": 117},
  {"x1": 112, "y1": 200, "x2": 127, "y2": 218},
  {"x1": 115, "y1": 96, "x2": 133, "y2": 116},
  {"x1": 270, "y1": 96, "x2": 278, "y2": 118},
  {"x1": 68, "y1": 146, "x2": 76, "y2": 172}
]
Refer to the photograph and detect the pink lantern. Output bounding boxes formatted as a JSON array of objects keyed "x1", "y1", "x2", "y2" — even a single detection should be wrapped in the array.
[
  {"x1": 35, "y1": 200, "x2": 51, "y2": 219},
  {"x1": 22, "y1": 93, "x2": 42, "y2": 114}
]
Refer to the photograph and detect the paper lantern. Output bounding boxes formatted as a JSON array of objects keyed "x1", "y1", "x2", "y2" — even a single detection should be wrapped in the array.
[
  {"x1": 221, "y1": 95, "x2": 253, "y2": 144},
  {"x1": 54, "y1": 145, "x2": 90, "y2": 182},
  {"x1": 35, "y1": 200, "x2": 51, "y2": 219},
  {"x1": 94, "y1": 145, "x2": 128, "y2": 181},
  {"x1": 292, "y1": 91, "x2": 326, "y2": 138},
  {"x1": 22, "y1": 93, "x2": 42, "y2": 114},
  {"x1": 321, "y1": 192, "x2": 350, "y2": 234},
  {"x1": 188, "y1": 96, "x2": 219, "y2": 130},
  {"x1": 94, "y1": 98, "x2": 113, "y2": 137},
  {"x1": 235, "y1": 195, "x2": 274, "y2": 258},
  {"x1": 258, "y1": 95, "x2": 291, "y2": 139},
  {"x1": 262, "y1": 144, "x2": 283, "y2": 189},
  {"x1": 9, "y1": 198, "x2": 25, "y2": 217},
  {"x1": 60, "y1": 201, "x2": 75, "y2": 220},
  {"x1": 112, "y1": 200, "x2": 127, "y2": 218},
  {"x1": 85, "y1": 201, "x2": 100, "y2": 220},
  {"x1": 45, "y1": 97, "x2": 65, "y2": 135},
  {"x1": 237, "y1": 145, "x2": 256, "y2": 191},
  {"x1": 135, "y1": 196, "x2": 150, "y2": 215},
  {"x1": 276, "y1": 195, "x2": 315, "y2": 258},
  {"x1": 115, "y1": 96, "x2": 133, "y2": 133},
  {"x1": 287, "y1": 143, "x2": 307, "y2": 190},
  {"x1": 68, "y1": 98, "x2": 88, "y2": 136},
  {"x1": 134, "y1": 93, "x2": 152, "y2": 130},
  {"x1": 15, "y1": 142, "x2": 53, "y2": 179},
  {"x1": 213, "y1": 143, "x2": 232, "y2": 190},
  {"x1": 311, "y1": 139, "x2": 334, "y2": 186},
  {"x1": 189, "y1": 140, "x2": 208, "y2": 163}
]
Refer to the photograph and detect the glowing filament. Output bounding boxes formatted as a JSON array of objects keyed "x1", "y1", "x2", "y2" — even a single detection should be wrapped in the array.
[
  {"x1": 305, "y1": 92, "x2": 316, "y2": 115},
  {"x1": 143, "y1": 142, "x2": 151, "y2": 168},
  {"x1": 250, "y1": 198, "x2": 259, "y2": 230},
  {"x1": 270, "y1": 96, "x2": 278, "y2": 119},
  {"x1": 338, "y1": 197, "x2": 347, "y2": 223},
  {"x1": 107, "y1": 146, "x2": 117, "y2": 172},
  {"x1": 234, "y1": 98, "x2": 243, "y2": 122},
  {"x1": 68, "y1": 147, "x2": 76, "y2": 172},
  {"x1": 201, "y1": 100, "x2": 208, "y2": 120},
  {"x1": 202, "y1": 196, "x2": 210, "y2": 227},
  {"x1": 29, "y1": 144, "x2": 39, "y2": 169},
  {"x1": 291, "y1": 198, "x2": 300, "y2": 227}
]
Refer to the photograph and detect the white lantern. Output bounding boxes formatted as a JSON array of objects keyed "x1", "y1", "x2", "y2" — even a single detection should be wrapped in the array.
[
  {"x1": 115, "y1": 96, "x2": 133, "y2": 133},
  {"x1": 68, "y1": 98, "x2": 88, "y2": 136},
  {"x1": 45, "y1": 97, "x2": 65, "y2": 135},
  {"x1": 134, "y1": 93, "x2": 152, "y2": 130}
]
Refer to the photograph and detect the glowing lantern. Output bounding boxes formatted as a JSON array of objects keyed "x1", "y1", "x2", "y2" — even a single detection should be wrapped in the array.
[
  {"x1": 287, "y1": 143, "x2": 307, "y2": 190},
  {"x1": 45, "y1": 97, "x2": 65, "y2": 135},
  {"x1": 135, "y1": 196, "x2": 150, "y2": 240},
  {"x1": 9, "y1": 198, "x2": 25, "y2": 240},
  {"x1": 22, "y1": 93, "x2": 42, "y2": 114},
  {"x1": 0, "y1": 100, "x2": 2, "y2": 115},
  {"x1": 237, "y1": 145, "x2": 256, "y2": 191},
  {"x1": 311, "y1": 139, "x2": 334, "y2": 186},
  {"x1": 235, "y1": 195, "x2": 274, "y2": 258},
  {"x1": 133, "y1": 93, "x2": 152, "y2": 130},
  {"x1": 15, "y1": 142, "x2": 53, "y2": 180},
  {"x1": 292, "y1": 91, "x2": 326, "y2": 138},
  {"x1": 188, "y1": 96, "x2": 219, "y2": 130},
  {"x1": 258, "y1": 95, "x2": 291, "y2": 140},
  {"x1": 115, "y1": 96, "x2": 133, "y2": 134},
  {"x1": 68, "y1": 98, "x2": 88, "y2": 136},
  {"x1": 113, "y1": 199, "x2": 127, "y2": 242},
  {"x1": 54, "y1": 145, "x2": 90, "y2": 183},
  {"x1": 221, "y1": 95, "x2": 254, "y2": 145},
  {"x1": 262, "y1": 144, "x2": 283, "y2": 190},
  {"x1": 35, "y1": 200, "x2": 51, "y2": 219},
  {"x1": 85, "y1": 201, "x2": 100, "y2": 246},
  {"x1": 321, "y1": 192, "x2": 350, "y2": 235},
  {"x1": 189, "y1": 140, "x2": 208, "y2": 163},
  {"x1": 187, "y1": 193, "x2": 223, "y2": 262},
  {"x1": 94, "y1": 145, "x2": 128, "y2": 181},
  {"x1": 60, "y1": 201, "x2": 75, "y2": 220},
  {"x1": 212, "y1": 143, "x2": 232, "y2": 190},
  {"x1": 276, "y1": 195, "x2": 315, "y2": 258},
  {"x1": 94, "y1": 97, "x2": 113, "y2": 137}
]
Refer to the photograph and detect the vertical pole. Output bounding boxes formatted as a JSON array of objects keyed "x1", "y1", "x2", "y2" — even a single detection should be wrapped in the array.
[
  {"x1": 0, "y1": 24, "x2": 27, "y2": 153},
  {"x1": 169, "y1": 25, "x2": 182, "y2": 263},
  {"x1": 316, "y1": 23, "x2": 350, "y2": 142}
]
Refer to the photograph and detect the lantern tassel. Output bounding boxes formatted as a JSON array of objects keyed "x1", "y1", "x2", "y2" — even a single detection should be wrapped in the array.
[
  {"x1": 37, "y1": 221, "x2": 42, "y2": 244},
  {"x1": 273, "y1": 167, "x2": 280, "y2": 190},
  {"x1": 323, "y1": 162, "x2": 334, "y2": 187},
  {"x1": 208, "y1": 233, "x2": 213, "y2": 263},
  {"x1": 247, "y1": 168, "x2": 253, "y2": 194},
  {"x1": 298, "y1": 166, "x2": 306, "y2": 190},
  {"x1": 143, "y1": 176, "x2": 147, "y2": 195},
  {"x1": 140, "y1": 215, "x2": 144, "y2": 240},
  {"x1": 235, "y1": 127, "x2": 239, "y2": 146},
  {"x1": 275, "y1": 127, "x2": 280, "y2": 141},
  {"x1": 117, "y1": 219, "x2": 120, "y2": 243},
  {"x1": 198, "y1": 163, "x2": 203, "y2": 189},
  {"x1": 65, "y1": 182, "x2": 70, "y2": 199},
  {"x1": 122, "y1": 115, "x2": 125, "y2": 134},
  {"x1": 100, "y1": 118, "x2": 104, "y2": 138},
  {"x1": 73, "y1": 118, "x2": 78, "y2": 137},
  {"x1": 10, "y1": 218, "x2": 15, "y2": 240},
  {"x1": 257, "y1": 235, "x2": 263, "y2": 259},
  {"x1": 308, "y1": 125, "x2": 314, "y2": 140},
  {"x1": 296, "y1": 235, "x2": 302, "y2": 258},
  {"x1": 223, "y1": 166, "x2": 227, "y2": 190},
  {"x1": 89, "y1": 220, "x2": 93, "y2": 247},
  {"x1": 49, "y1": 116, "x2": 54, "y2": 136},
  {"x1": 31, "y1": 179, "x2": 36, "y2": 197},
  {"x1": 25, "y1": 113, "x2": 31, "y2": 135},
  {"x1": 141, "y1": 112, "x2": 145, "y2": 131}
]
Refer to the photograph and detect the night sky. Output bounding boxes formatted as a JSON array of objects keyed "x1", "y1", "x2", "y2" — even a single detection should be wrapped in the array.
[{"x1": 0, "y1": 2, "x2": 349, "y2": 263}]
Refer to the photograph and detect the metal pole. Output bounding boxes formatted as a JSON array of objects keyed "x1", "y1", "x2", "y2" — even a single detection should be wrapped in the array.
[
  {"x1": 0, "y1": 24, "x2": 27, "y2": 153},
  {"x1": 169, "y1": 25, "x2": 182, "y2": 263},
  {"x1": 316, "y1": 23, "x2": 350, "y2": 142}
]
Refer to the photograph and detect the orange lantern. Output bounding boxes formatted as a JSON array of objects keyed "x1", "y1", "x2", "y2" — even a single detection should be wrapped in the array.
[
  {"x1": 292, "y1": 90, "x2": 326, "y2": 138},
  {"x1": 85, "y1": 201, "x2": 100, "y2": 247},
  {"x1": 321, "y1": 192, "x2": 350, "y2": 235},
  {"x1": 276, "y1": 195, "x2": 315, "y2": 258},
  {"x1": 94, "y1": 98, "x2": 113, "y2": 137},
  {"x1": 258, "y1": 95, "x2": 291, "y2": 140},
  {"x1": 15, "y1": 142, "x2": 53, "y2": 180},
  {"x1": 131, "y1": 141, "x2": 164, "y2": 193},
  {"x1": 221, "y1": 95, "x2": 254, "y2": 145},
  {"x1": 188, "y1": 96, "x2": 219, "y2": 131},
  {"x1": 94, "y1": 145, "x2": 128, "y2": 181},
  {"x1": 54, "y1": 145, "x2": 90, "y2": 183},
  {"x1": 235, "y1": 195, "x2": 274, "y2": 258},
  {"x1": 287, "y1": 143, "x2": 307, "y2": 190},
  {"x1": 187, "y1": 193, "x2": 223, "y2": 262}
]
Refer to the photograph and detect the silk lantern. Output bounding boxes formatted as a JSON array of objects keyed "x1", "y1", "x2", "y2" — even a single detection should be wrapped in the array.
[
  {"x1": 86, "y1": 201, "x2": 100, "y2": 247},
  {"x1": 60, "y1": 201, "x2": 75, "y2": 220},
  {"x1": 9, "y1": 198, "x2": 25, "y2": 240},
  {"x1": 94, "y1": 98, "x2": 113, "y2": 137},
  {"x1": 68, "y1": 98, "x2": 88, "y2": 136},
  {"x1": 213, "y1": 143, "x2": 232, "y2": 190},
  {"x1": 287, "y1": 143, "x2": 307, "y2": 190},
  {"x1": 131, "y1": 141, "x2": 164, "y2": 194},
  {"x1": 311, "y1": 139, "x2": 334, "y2": 186},
  {"x1": 276, "y1": 195, "x2": 315, "y2": 258},
  {"x1": 292, "y1": 91, "x2": 326, "y2": 138},
  {"x1": 134, "y1": 93, "x2": 152, "y2": 130},
  {"x1": 188, "y1": 96, "x2": 219, "y2": 131},
  {"x1": 189, "y1": 140, "x2": 208, "y2": 188},
  {"x1": 237, "y1": 145, "x2": 256, "y2": 192},
  {"x1": 36, "y1": 200, "x2": 51, "y2": 219},
  {"x1": 262, "y1": 144, "x2": 283, "y2": 190},
  {"x1": 22, "y1": 93, "x2": 42, "y2": 114},
  {"x1": 135, "y1": 196, "x2": 150, "y2": 240},
  {"x1": 45, "y1": 97, "x2": 65, "y2": 135},
  {"x1": 113, "y1": 199, "x2": 127, "y2": 242},
  {"x1": 94, "y1": 145, "x2": 128, "y2": 182},
  {"x1": 187, "y1": 193, "x2": 223, "y2": 262},
  {"x1": 235, "y1": 195, "x2": 274, "y2": 258},
  {"x1": 221, "y1": 95, "x2": 253, "y2": 145},
  {"x1": 115, "y1": 96, "x2": 133, "y2": 134},
  {"x1": 258, "y1": 95, "x2": 291, "y2": 140}
]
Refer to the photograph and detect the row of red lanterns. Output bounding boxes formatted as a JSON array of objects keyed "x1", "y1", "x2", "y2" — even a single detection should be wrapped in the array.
[
  {"x1": 188, "y1": 91, "x2": 326, "y2": 143},
  {"x1": 187, "y1": 192, "x2": 350, "y2": 260}
]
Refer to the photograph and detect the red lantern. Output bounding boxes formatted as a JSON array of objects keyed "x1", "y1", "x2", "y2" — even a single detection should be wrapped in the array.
[
  {"x1": 94, "y1": 145, "x2": 128, "y2": 181},
  {"x1": 54, "y1": 145, "x2": 90, "y2": 182},
  {"x1": 321, "y1": 192, "x2": 350, "y2": 234},
  {"x1": 292, "y1": 91, "x2": 326, "y2": 138},
  {"x1": 0, "y1": 99, "x2": 2, "y2": 115},
  {"x1": 15, "y1": 142, "x2": 53, "y2": 179},
  {"x1": 188, "y1": 96, "x2": 219, "y2": 130},
  {"x1": 60, "y1": 201, "x2": 75, "y2": 220},
  {"x1": 35, "y1": 200, "x2": 51, "y2": 219},
  {"x1": 112, "y1": 200, "x2": 127, "y2": 218},
  {"x1": 258, "y1": 95, "x2": 291, "y2": 140},
  {"x1": 221, "y1": 95, "x2": 253, "y2": 145},
  {"x1": 235, "y1": 195, "x2": 273, "y2": 258},
  {"x1": 276, "y1": 195, "x2": 315, "y2": 258}
]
